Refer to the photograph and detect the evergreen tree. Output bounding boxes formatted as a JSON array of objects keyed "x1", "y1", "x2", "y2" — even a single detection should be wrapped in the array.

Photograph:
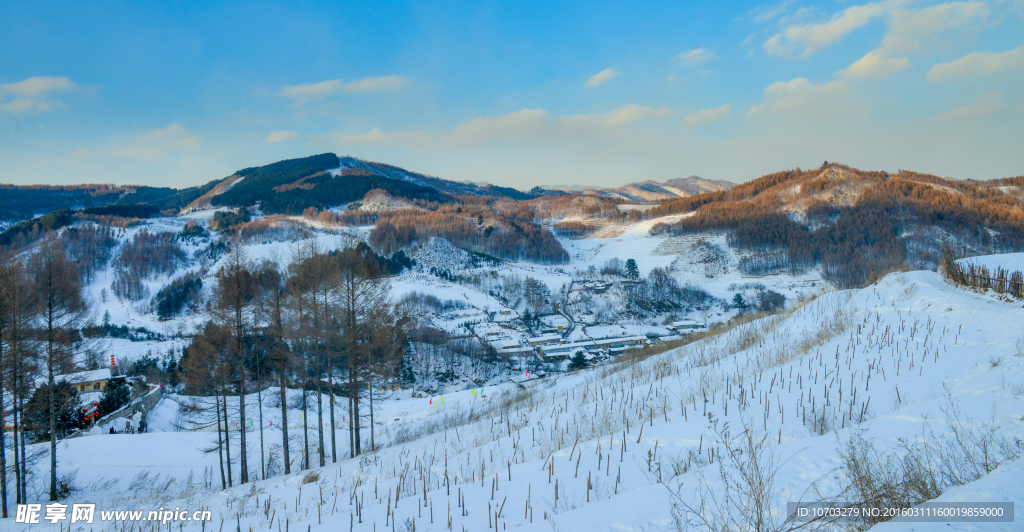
[
  {"x1": 732, "y1": 293, "x2": 748, "y2": 310},
  {"x1": 96, "y1": 379, "x2": 132, "y2": 416},
  {"x1": 568, "y1": 351, "x2": 589, "y2": 370},
  {"x1": 625, "y1": 259, "x2": 639, "y2": 280},
  {"x1": 25, "y1": 382, "x2": 85, "y2": 440}
]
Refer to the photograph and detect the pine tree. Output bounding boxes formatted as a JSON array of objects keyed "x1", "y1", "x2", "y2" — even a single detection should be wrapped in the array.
[
  {"x1": 625, "y1": 259, "x2": 639, "y2": 280},
  {"x1": 732, "y1": 293, "x2": 747, "y2": 310},
  {"x1": 568, "y1": 351, "x2": 589, "y2": 370},
  {"x1": 96, "y1": 379, "x2": 131, "y2": 416}
]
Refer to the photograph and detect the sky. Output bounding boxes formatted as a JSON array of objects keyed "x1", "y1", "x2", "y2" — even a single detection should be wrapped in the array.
[{"x1": 1, "y1": 0, "x2": 1022, "y2": 190}]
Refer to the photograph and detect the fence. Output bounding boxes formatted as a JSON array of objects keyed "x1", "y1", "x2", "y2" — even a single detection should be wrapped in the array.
[{"x1": 940, "y1": 254, "x2": 1024, "y2": 299}]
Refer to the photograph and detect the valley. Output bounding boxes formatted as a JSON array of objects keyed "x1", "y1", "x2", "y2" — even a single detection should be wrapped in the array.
[{"x1": 0, "y1": 155, "x2": 1022, "y2": 531}]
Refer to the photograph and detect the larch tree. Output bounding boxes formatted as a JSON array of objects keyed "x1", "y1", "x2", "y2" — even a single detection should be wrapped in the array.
[
  {"x1": 257, "y1": 259, "x2": 292, "y2": 475},
  {"x1": 211, "y1": 243, "x2": 256, "y2": 484},
  {"x1": 333, "y1": 245, "x2": 395, "y2": 457},
  {"x1": 0, "y1": 259, "x2": 37, "y2": 507},
  {"x1": 29, "y1": 240, "x2": 88, "y2": 501}
]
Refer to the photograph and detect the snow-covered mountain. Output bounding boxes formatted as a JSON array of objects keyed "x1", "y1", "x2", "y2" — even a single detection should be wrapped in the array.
[{"x1": 546, "y1": 175, "x2": 735, "y2": 201}]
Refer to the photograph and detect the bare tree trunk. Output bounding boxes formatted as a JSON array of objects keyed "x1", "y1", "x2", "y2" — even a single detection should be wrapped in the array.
[
  {"x1": 237, "y1": 343, "x2": 249, "y2": 484},
  {"x1": 12, "y1": 381, "x2": 21, "y2": 506},
  {"x1": 222, "y1": 393, "x2": 233, "y2": 487},
  {"x1": 0, "y1": 337, "x2": 8, "y2": 517},
  {"x1": 301, "y1": 386, "x2": 309, "y2": 470},
  {"x1": 329, "y1": 366, "x2": 337, "y2": 463},
  {"x1": 316, "y1": 371, "x2": 325, "y2": 467},
  {"x1": 257, "y1": 364, "x2": 265, "y2": 480},
  {"x1": 369, "y1": 381, "x2": 375, "y2": 451},
  {"x1": 47, "y1": 320, "x2": 57, "y2": 500},
  {"x1": 215, "y1": 394, "x2": 226, "y2": 489},
  {"x1": 279, "y1": 375, "x2": 290, "y2": 475},
  {"x1": 350, "y1": 367, "x2": 361, "y2": 456},
  {"x1": 18, "y1": 391, "x2": 27, "y2": 504}
]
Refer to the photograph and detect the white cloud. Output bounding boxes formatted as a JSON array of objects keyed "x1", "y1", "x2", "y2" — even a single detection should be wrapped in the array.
[
  {"x1": 767, "y1": 1, "x2": 890, "y2": 57},
  {"x1": 676, "y1": 48, "x2": 718, "y2": 66},
  {"x1": 748, "y1": 78, "x2": 854, "y2": 116},
  {"x1": 933, "y1": 91, "x2": 1006, "y2": 123},
  {"x1": 602, "y1": 104, "x2": 672, "y2": 125},
  {"x1": 449, "y1": 104, "x2": 671, "y2": 143},
  {"x1": 263, "y1": 131, "x2": 300, "y2": 144},
  {"x1": 684, "y1": 105, "x2": 731, "y2": 126},
  {"x1": 840, "y1": 48, "x2": 912, "y2": 79},
  {"x1": 0, "y1": 76, "x2": 77, "y2": 96},
  {"x1": 881, "y1": 2, "x2": 988, "y2": 54},
  {"x1": 764, "y1": 1, "x2": 987, "y2": 59},
  {"x1": 583, "y1": 68, "x2": 621, "y2": 88},
  {"x1": 334, "y1": 128, "x2": 429, "y2": 146},
  {"x1": 927, "y1": 45, "x2": 1024, "y2": 81},
  {"x1": 763, "y1": 34, "x2": 795, "y2": 57},
  {"x1": 750, "y1": 0, "x2": 796, "y2": 23},
  {"x1": 0, "y1": 76, "x2": 80, "y2": 114},
  {"x1": 109, "y1": 123, "x2": 201, "y2": 161},
  {"x1": 451, "y1": 109, "x2": 549, "y2": 142},
  {"x1": 276, "y1": 75, "x2": 410, "y2": 102}
]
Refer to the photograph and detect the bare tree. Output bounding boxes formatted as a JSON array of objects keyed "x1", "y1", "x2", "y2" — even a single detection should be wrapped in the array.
[
  {"x1": 333, "y1": 245, "x2": 396, "y2": 457},
  {"x1": 181, "y1": 322, "x2": 234, "y2": 489},
  {"x1": 29, "y1": 240, "x2": 88, "y2": 501},
  {"x1": 211, "y1": 243, "x2": 256, "y2": 484},
  {"x1": 286, "y1": 242, "x2": 316, "y2": 470},
  {"x1": 0, "y1": 258, "x2": 37, "y2": 506},
  {"x1": 257, "y1": 258, "x2": 292, "y2": 475}
]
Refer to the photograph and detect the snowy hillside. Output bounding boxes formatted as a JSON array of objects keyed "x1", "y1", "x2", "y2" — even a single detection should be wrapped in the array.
[{"x1": 6, "y1": 270, "x2": 1023, "y2": 531}]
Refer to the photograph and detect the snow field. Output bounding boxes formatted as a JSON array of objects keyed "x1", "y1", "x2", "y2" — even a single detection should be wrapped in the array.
[{"x1": 8, "y1": 270, "x2": 1023, "y2": 531}]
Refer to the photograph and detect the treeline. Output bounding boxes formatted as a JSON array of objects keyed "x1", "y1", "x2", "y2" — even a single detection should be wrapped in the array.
[
  {"x1": 659, "y1": 200, "x2": 906, "y2": 287},
  {"x1": 368, "y1": 206, "x2": 569, "y2": 264},
  {"x1": 111, "y1": 230, "x2": 188, "y2": 301},
  {"x1": 645, "y1": 164, "x2": 1024, "y2": 287},
  {"x1": 0, "y1": 241, "x2": 96, "y2": 504},
  {"x1": 62, "y1": 224, "x2": 119, "y2": 283},
  {"x1": 177, "y1": 240, "x2": 406, "y2": 487},
  {"x1": 552, "y1": 221, "x2": 601, "y2": 238},
  {"x1": 209, "y1": 154, "x2": 449, "y2": 215},
  {"x1": 154, "y1": 272, "x2": 204, "y2": 319},
  {"x1": 0, "y1": 209, "x2": 76, "y2": 247},
  {"x1": 0, "y1": 204, "x2": 165, "y2": 252},
  {"x1": 0, "y1": 181, "x2": 224, "y2": 224},
  {"x1": 81, "y1": 204, "x2": 161, "y2": 219}
]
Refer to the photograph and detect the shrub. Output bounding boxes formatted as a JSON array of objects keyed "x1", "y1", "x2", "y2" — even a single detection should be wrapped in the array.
[
  {"x1": 179, "y1": 221, "x2": 209, "y2": 239},
  {"x1": 210, "y1": 208, "x2": 250, "y2": 232}
]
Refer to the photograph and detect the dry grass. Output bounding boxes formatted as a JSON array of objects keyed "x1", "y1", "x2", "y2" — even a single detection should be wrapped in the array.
[{"x1": 837, "y1": 395, "x2": 1023, "y2": 530}]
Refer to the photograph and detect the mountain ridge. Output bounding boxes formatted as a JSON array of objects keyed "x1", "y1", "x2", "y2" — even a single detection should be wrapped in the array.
[{"x1": 544, "y1": 175, "x2": 734, "y2": 201}]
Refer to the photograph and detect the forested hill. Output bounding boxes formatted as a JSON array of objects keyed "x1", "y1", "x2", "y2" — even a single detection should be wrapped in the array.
[
  {"x1": 0, "y1": 182, "x2": 220, "y2": 223},
  {"x1": 645, "y1": 163, "x2": 1024, "y2": 287},
  {"x1": 0, "y1": 154, "x2": 560, "y2": 224},
  {"x1": 203, "y1": 153, "x2": 447, "y2": 215}
]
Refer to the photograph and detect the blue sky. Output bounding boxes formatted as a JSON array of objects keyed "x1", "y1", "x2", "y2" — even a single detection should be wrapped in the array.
[{"x1": 1, "y1": 0, "x2": 1022, "y2": 189}]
